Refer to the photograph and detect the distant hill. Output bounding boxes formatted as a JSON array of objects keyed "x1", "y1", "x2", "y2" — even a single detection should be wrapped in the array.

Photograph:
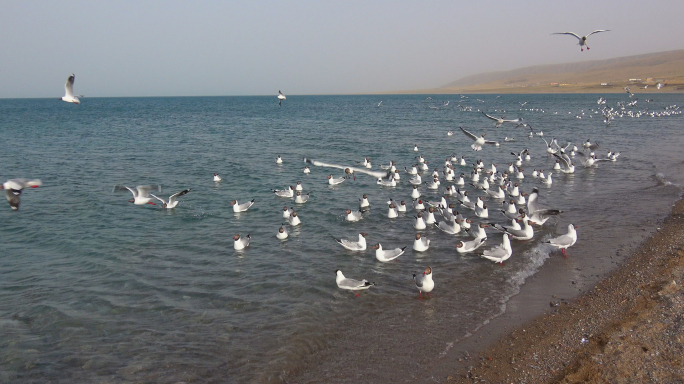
[{"x1": 403, "y1": 49, "x2": 684, "y2": 94}]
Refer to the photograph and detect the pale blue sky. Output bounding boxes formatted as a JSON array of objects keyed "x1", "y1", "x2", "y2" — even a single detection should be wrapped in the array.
[{"x1": 2, "y1": 0, "x2": 683, "y2": 98}]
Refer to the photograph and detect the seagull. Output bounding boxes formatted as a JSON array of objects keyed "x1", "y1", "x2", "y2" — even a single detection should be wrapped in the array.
[
  {"x1": 527, "y1": 188, "x2": 562, "y2": 225},
  {"x1": 492, "y1": 214, "x2": 534, "y2": 240},
  {"x1": 230, "y1": 198, "x2": 255, "y2": 213},
  {"x1": 345, "y1": 209, "x2": 363, "y2": 222},
  {"x1": 371, "y1": 243, "x2": 407, "y2": 262},
  {"x1": 413, "y1": 233, "x2": 430, "y2": 252},
  {"x1": 482, "y1": 111, "x2": 521, "y2": 127},
  {"x1": 576, "y1": 152, "x2": 610, "y2": 168},
  {"x1": 272, "y1": 186, "x2": 295, "y2": 197},
  {"x1": 552, "y1": 30, "x2": 610, "y2": 51},
  {"x1": 276, "y1": 225, "x2": 289, "y2": 240},
  {"x1": 303, "y1": 166, "x2": 311, "y2": 174},
  {"x1": 335, "y1": 270, "x2": 375, "y2": 297},
  {"x1": 233, "y1": 234, "x2": 251, "y2": 250},
  {"x1": 455, "y1": 237, "x2": 487, "y2": 254},
  {"x1": 460, "y1": 127, "x2": 499, "y2": 151},
  {"x1": 282, "y1": 206, "x2": 293, "y2": 218},
  {"x1": 481, "y1": 234, "x2": 512, "y2": 264},
  {"x1": 414, "y1": 212, "x2": 427, "y2": 230},
  {"x1": 150, "y1": 189, "x2": 191, "y2": 209},
  {"x1": 276, "y1": 155, "x2": 283, "y2": 165},
  {"x1": 413, "y1": 266, "x2": 434, "y2": 298},
  {"x1": 553, "y1": 152, "x2": 575, "y2": 173},
  {"x1": 436, "y1": 217, "x2": 462, "y2": 235},
  {"x1": 277, "y1": 90, "x2": 286, "y2": 106},
  {"x1": 544, "y1": 224, "x2": 578, "y2": 256},
  {"x1": 294, "y1": 191, "x2": 309, "y2": 204},
  {"x1": 328, "y1": 175, "x2": 346, "y2": 185},
  {"x1": 359, "y1": 194, "x2": 370, "y2": 209},
  {"x1": 387, "y1": 203, "x2": 399, "y2": 218},
  {"x1": 60, "y1": 74, "x2": 81, "y2": 104},
  {"x1": 335, "y1": 232, "x2": 367, "y2": 251},
  {"x1": 115, "y1": 185, "x2": 161, "y2": 205},
  {"x1": 213, "y1": 173, "x2": 222, "y2": 182},
  {"x1": 304, "y1": 158, "x2": 388, "y2": 180},
  {"x1": 288, "y1": 211, "x2": 301, "y2": 226},
  {"x1": 1, "y1": 179, "x2": 42, "y2": 210}
]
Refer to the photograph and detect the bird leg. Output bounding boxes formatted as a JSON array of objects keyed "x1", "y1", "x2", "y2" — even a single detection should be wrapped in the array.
[
  {"x1": 148, "y1": 202, "x2": 156, "y2": 205},
  {"x1": 586, "y1": 45, "x2": 590, "y2": 50}
]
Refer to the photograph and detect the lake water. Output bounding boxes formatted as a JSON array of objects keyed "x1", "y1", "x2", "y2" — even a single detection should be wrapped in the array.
[{"x1": 1, "y1": 94, "x2": 683, "y2": 383}]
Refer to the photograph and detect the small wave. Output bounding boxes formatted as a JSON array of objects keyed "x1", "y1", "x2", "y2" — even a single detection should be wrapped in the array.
[{"x1": 653, "y1": 172, "x2": 681, "y2": 189}]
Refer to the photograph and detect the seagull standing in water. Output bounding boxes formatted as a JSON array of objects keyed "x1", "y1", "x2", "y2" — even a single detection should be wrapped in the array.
[
  {"x1": 545, "y1": 224, "x2": 578, "y2": 256},
  {"x1": 413, "y1": 266, "x2": 434, "y2": 298},
  {"x1": 277, "y1": 90, "x2": 286, "y2": 106},
  {"x1": 60, "y1": 74, "x2": 82, "y2": 104},
  {"x1": 1, "y1": 179, "x2": 42, "y2": 210},
  {"x1": 552, "y1": 30, "x2": 610, "y2": 51}
]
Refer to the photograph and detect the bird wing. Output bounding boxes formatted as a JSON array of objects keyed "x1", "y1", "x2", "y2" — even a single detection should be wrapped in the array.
[
  {"x1": 553, "y1": 153, "x2": 571, "y2": 169},
  {"x1": 548, "y1": 234, "x2": 573, "y2": 246},
  {"x1": 483, "y1": 139, "x2": 500, "y2": 145},
  {"x1": 587, "y1": 29, "x2": 610, "y2": 37},
  {"x1": 304, "y1": 158, "x2": 387, "y2": 178},
  {"x1": 459, "y1": 126, "x2": 478, "y2": 141},
  {"x1": 124, "y1": 186, "x2": 138, "y2": 197},
  {"x1": 168, "y1": 189, "x2": 191, "y2": 204},
  {"x1": 64, "y1": 74, "x2": 75, "y2": 97},
  {"x1": 338, "y1": 277, "x2": 369, "y2": 289},
  {"x1": 149, "y1": 193, "x2": 167, "y2": 205},
  {"x1": 136, "y1": 185, "x2": 159, "y2": 198},
  {"x1": 552, "y1": 32, "x2": 582, "y2": 40},
  {"x1": 481, "y1": 111, "x2": 499, "y2": 122},
  {"x1": 384, "y1": 247, "x2": 406, "y2": 260}
]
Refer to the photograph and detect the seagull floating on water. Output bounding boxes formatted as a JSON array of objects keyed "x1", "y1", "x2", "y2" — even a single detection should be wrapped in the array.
[
  {"x1": 233, "y1": 234, "x2": 251, "y2": 250},
  {"x1": 371, "y1": 243, "x2": 406, "y2": 262},
  {"x1": 230, "y1": 199, "x2": 255, "y2": 213},
  {"x1": 335, "y1": 232, "x2": 367, "y2": 251},
  {"x1": 335, "y1": 270, "x2": 375, "y2": 297}
]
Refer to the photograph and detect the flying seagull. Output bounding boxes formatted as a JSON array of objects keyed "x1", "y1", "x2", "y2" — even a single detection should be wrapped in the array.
[
  {"x1": 277, "y1": 90, "x2": 286, "y2": 106},
  {"x1": 552, "y1": 30, "x2": 610, "y2": 51},
  {"x1": 60, "y1": 74, "x2": 82, "y2": 104}
]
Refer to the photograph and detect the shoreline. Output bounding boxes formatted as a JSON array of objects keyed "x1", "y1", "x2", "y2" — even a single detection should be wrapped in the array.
[{"x1": 445, "y1": 198, "x2": 684, "y2": 383}]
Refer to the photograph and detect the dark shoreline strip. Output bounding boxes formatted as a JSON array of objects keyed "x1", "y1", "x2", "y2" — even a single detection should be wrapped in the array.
[{"x1": 447, "y1": 199, "x2": 684, "y2": 383}]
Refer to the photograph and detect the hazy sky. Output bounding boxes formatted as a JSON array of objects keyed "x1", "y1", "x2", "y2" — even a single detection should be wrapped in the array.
[{"x1": 2, "y1": 0, "x2": 683, "y2": 98}]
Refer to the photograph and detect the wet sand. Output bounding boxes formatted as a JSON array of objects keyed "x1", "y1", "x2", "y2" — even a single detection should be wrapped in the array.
[{"x1": 445, "y1": 198, "x2": 684, "y2": 383}]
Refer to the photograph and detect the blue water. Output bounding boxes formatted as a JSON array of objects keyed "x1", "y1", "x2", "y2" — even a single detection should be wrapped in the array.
[{"x1": 1, "y1": 94, "x2": 683, "y2": 383}]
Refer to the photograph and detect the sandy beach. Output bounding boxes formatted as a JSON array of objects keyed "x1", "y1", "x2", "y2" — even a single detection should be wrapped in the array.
[{"x1": 445, "y1": 198, "x2": 684, "y2": 383}]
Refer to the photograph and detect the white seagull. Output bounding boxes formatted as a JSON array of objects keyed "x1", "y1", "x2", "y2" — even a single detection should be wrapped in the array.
[
  {"x1": 482, "y1": 111, "x2": 521, "y2": 127},
  {"x1": 60, "y1": 74, "x2": 81, "y2": 104},
  {"x1": 115, "y1": 185, "x2": 161, "y2": 205},
  {"x1": 481, "y1": 234, "x2": 512, "y2": 264},
  {"x1": 230, "y1": 198, "x2": 255, "y2": 213},
  {"x1": 371, "y1": 243, "x2": 407, "y2": 262},
  {"x1": 335, "y1": 270, "x2": 375, "y2": 297},
  {"x1": 455, "y1": 237, "x2": 487, "y2": 254},
  {"x1": 276, "y1": 225, "x2": 289, "y2": 240},
  {"x1": 213, "y1": 173, "x2": 222, "y2": 182},
  {"x1": 552, "y1": 30, "x2": 610, "y2": 51},
  {"x1": 460, "y1": 127, "x2": 499, "y2": 151},
  {"x1": 272, "y1": 186, "x2": 295, "y2": 198},
  {"x1": 545, "y1": 224, "x2": 578, "y2": 256},
  {"x1": 277, "y1": 90, "x2": 286, "y2": 106},
  {"x1": 413, "y1": 233, "x2": 430, "y2": 252},
  {"x1": 334, "y1": 232, "x2": 368, "y2": 251},
  {"x1": 304, "y1": 158, "x2": 388, "y2": 180},
  {"x1": 150, "y1": 189, "x2": 191, "y2": 209},
  {"x1": 1, "y1": 178, "x2": 42, "y2": 210},
  {"x1": 413, "y1": 266, "x2": 434, "y2": 298},
  {"x1": 233, "y1": 234, "x2": 251, "y2": 250}
]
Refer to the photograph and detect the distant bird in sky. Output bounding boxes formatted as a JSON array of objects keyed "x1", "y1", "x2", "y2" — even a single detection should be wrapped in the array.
[
  {"x1": 60, "y1": 74, "x2": 81, "y2": 104},
  {"x1": 552, "y1": 30, "x2": 610, "y2": 51},
  {"x1": 277, "y1": 90, "x2": 286, "y2": 106}
]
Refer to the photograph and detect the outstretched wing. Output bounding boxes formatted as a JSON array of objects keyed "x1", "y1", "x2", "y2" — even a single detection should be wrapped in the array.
[
  {"x1": 149, "y1": 193, "x2": 167, "y2": 205},
  {"x1": 459, "y1": 126, "x2": 478, "y2": 140},
  {"x1": 552, "y1": 32, "x2": 582, "y2": 40},
  {"x1": 304, "y1": 158, "x2": 387, "y2": 178},
  {"x1": 64, "y1": 74, "x2": 75, "y2": 97},
  {"x1": 481, "y1": 111, "x2": 499, "y2": 121},
  {"x1": 587, "y1": 29, "x2": 610, "y2": 37},
  {"x1": 168, "y1": 189, "x2": 191, "y2": 204}
]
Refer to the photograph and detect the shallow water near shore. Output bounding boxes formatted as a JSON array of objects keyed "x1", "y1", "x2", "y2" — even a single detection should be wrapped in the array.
[{"x1": 1, "y1": 94, "x2": 683, "y2": 383}]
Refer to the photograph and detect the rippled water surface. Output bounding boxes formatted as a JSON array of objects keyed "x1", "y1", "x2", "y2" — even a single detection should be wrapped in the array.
[{"x1": 1, "y1": 94, "x2": 683, "y2": 383}]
